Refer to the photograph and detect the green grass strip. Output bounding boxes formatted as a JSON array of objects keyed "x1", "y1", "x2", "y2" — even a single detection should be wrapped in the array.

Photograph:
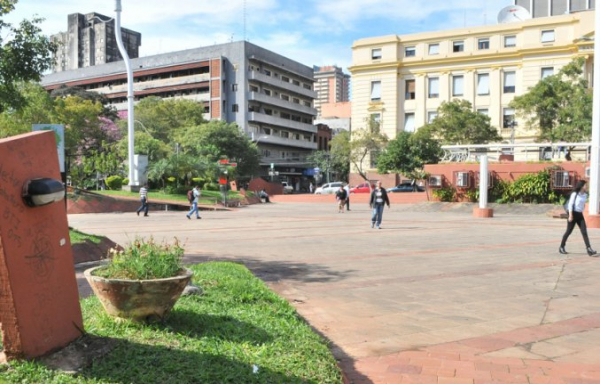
[{"x1": 0, "y1": 262, "x2": 343, "y2": 383}]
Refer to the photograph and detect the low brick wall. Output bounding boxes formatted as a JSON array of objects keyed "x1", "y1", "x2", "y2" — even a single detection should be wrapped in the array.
[{"x1": 67, "y1": 191, "x2": 140, "y2": 214}]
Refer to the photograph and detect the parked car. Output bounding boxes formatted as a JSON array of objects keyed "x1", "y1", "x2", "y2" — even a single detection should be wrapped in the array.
[
  {"x1": 314, "y1": 182, "x2": 344, "y2": 194},
  {"x1": 387, "y1": 181, "x2": 425, "y2": 193},
  {"x1": 349, "y1": 182, "x2": 374, "y2": 194},
  {"x1": 281, "y1": 182, "x2": 294, "y2": 194}
]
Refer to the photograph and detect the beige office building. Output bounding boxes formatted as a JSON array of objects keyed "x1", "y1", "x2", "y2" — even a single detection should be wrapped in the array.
[{"x1": 349, "y1": 10, "x2": 594, "y2": 146}]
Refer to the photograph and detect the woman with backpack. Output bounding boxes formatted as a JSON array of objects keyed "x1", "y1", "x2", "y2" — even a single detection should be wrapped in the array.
[{"x1": 560, "y1": 180, "x2": 597, "y2": 256}]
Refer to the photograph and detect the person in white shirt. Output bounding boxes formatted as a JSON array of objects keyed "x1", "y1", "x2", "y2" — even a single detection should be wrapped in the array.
[
  {"x1": 186, "y1": 186, "x2": 202, "y2": 220},
  {"x1": 560, "y1": 180, "x2": 596, "y2": 256},
  {"x1": 136, "y1": 184, "x2": 149, "y2": 217}
]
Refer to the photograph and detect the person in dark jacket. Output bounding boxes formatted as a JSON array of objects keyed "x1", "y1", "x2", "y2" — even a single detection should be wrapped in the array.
[
  {"x1": 336, "y1": 186, "x2": 348, "y2": 213},
  {"x1": 560, "y1": 180, "x2": 597, "y2": 256},
  {"x1": 369, "y1": 181, "x2": 390, "y2": 229}
]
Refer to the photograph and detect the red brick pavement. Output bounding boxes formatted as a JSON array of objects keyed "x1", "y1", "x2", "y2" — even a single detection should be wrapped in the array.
[{"x1": 345, "y1": 313, "x2": 600, "y2": 384}]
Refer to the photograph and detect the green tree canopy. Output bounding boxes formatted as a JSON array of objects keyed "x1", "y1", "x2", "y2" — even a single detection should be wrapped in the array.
[
  {"x1": 0, "y1": 0, "x2": 56, "y2": 112},
  {"x1": 377, "y1": 129, "x2": 442, "y2": 176},
  {"x1": 350, "y1": 117, "x2": 388, "y2": 182},
  {"x1": 427, "y1": 99, "x2": 501, "y2": 145},
  {"x1": 510, "y1": 57, "x2": 592, "y2": 143},
  {"x1": 309, "y1": 130, "x2": 351, "y2": 182}
]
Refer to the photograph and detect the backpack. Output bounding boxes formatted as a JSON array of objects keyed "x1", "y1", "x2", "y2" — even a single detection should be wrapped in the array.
[{"x1": 187, "y1": 189, "x2": 194, "y2": 204}]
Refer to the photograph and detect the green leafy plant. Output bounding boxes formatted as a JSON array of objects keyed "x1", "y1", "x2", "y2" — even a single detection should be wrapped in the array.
[
  {"x1": 432, "y1": 186, "x2": 456, "y2": 202},
  {"x1": 105, "y1": 175, "x2": 123, "y2": 190},
  {"x1": 95, "y1": 237, "x2": 184, "y2": 280},
  {"x1": 502, "y1": 170, "x2": 558, "y2": 204},
  {"x1": 463, "y1": 189, "x2": 479, "y2": 202}
]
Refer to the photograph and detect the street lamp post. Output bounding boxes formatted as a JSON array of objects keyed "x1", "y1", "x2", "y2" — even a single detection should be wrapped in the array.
[{"x1": 115, "y1": 0, "x2": 135, "y2": 188}]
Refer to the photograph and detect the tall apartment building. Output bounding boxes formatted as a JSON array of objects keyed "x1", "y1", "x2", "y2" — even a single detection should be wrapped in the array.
[
  {"x1": 349, "y1": 10, "x2": 594, "y2": 157},
  {"x1": 514, "y1": 0, "x2": 594, "y2": 18},
  {"x1": 52, "y1": 12, "x2": 141, "y2": 73},
  {"x1": 313, "y1": 65, "x2": 350, "y2": 116},
  {"x1": 42, "y1": 41, "x2": 317, "y2": 182}
]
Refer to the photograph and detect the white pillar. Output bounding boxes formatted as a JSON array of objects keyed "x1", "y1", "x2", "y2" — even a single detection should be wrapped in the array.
[
  {"x1": 589, "y1": 9, "x2": 600, "y2": 215},
  {"x1": 115, "y1": 0, "x2": 136, "y2": 186},
  {"x1": 479, "y1": 155, "x2": 488, "y2": 209}
]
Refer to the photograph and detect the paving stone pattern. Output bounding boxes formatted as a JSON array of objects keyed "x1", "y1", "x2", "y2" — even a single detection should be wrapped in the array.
[{"x1": 69, "y1": 202, "x2": 600, "y2": 384}]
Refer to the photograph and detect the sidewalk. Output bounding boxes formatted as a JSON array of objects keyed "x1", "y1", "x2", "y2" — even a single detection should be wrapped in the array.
[{"x1": 69, "y1": 203, "x2": 600, "y2": 383}]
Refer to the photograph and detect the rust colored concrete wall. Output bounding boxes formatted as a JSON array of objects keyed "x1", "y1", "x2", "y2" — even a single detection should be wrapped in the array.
[
  {"x1": 0, "y1": 131, "x2": 83, "y2": 360},
  {"x1": 248, "y1": 178, "x2": 284, "y2": 196},
  {"x1": 67, "y1": 191, "x2": 140, "y2": 214},
  {"x1": 349, "y1": 173, "x2": 400, "y2": 189}
]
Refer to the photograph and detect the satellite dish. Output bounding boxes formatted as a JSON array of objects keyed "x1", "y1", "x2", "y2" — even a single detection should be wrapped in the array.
[{"x1": 497, "y1": 5, "x2": 531, "y2": 24}]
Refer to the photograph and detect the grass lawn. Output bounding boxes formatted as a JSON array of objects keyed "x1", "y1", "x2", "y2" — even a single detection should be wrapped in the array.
[
  {"x1": 0, "y1": 262, "x2": 343, "y2": 383},
  {"x1": 96, "y1": 190, "x2": 241, "y2": 205},
  {"x1": 69, "y1": 228, "x2": 104, "y2": 245}
]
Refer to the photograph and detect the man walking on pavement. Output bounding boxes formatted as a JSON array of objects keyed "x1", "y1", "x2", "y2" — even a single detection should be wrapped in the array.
[
  {"x1": 369, "y1": 181, "x2": 390, "y2": 229},
  {"x1": 136, "y1": 184, "x2": 149, "y2": 217},
  {"x1": 186, "y1": 185, "x2": 202, "y2": 220}
]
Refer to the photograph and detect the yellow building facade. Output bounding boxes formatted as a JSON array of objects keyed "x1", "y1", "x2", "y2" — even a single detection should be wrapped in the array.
[{"x1": 349, "y1": 11, "x2": 595, "y2": 146}]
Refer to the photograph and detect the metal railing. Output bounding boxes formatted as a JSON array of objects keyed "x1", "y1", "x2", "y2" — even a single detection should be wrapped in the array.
[{"x1": 440, "y1": 142, "x2": 591, "y2": 163}]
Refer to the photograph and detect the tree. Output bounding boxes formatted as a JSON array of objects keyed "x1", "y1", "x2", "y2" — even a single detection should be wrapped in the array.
[
  {"x1": 510, "y1": 58, "x2": 592, "y2": 146},
  {"x1": 350, "y1": 117, "x2": 388, "y2": 182},
  {"x1": 427, "y1": 99, "x2": 501, "y2": 145},
  {"x1": 0, "y1": 1, "x2": 56, "y2": 112},
  {"x1": 308, "y1": 132, "x2": 351, "y2": 182},
  {"x1": 377, "y1": 130, "x2": 442, "y2": 177},
  {"x1": 51, "y1": 85, "x2": 118, "y2": 120},
  {"x1": 0, "y1": 82, "x2": 55, "y2": 138}
]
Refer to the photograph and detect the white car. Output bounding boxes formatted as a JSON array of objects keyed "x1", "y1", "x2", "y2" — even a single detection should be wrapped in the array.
[
  {"x1": 281, "y1": 182, "x2": 294, "y2": 194},
  {"x1": 314, "y1": 182, "x2": 344, "y2": 194}
]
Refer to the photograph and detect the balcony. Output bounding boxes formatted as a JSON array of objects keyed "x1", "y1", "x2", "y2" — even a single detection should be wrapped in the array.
[
  {"x1": 248, "y1": 112, "x2": 317, "y2": 134},
  {"x1": 254, "y1": 134, "x2": 317, "y2": 150},
  {"x1": 249, "y1": 92, "x2": 317, "y2": 116},
  {"x1": 248, "y1": 71, "x2": 317, "y2": 99}
]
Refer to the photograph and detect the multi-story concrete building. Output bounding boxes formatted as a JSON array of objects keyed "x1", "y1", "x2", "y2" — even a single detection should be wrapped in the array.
[
  {"x1": 349, "y1": 10, "x2": 594, "y2": 152},
  {"x1": 313, "y1": 65, "x2": 350, "y2": 116},
  {"x1": 514, "y1": 0, "x2": 594, "y2": 18},
  {"x1": 42, "y1": 41, "x2": 317, "y2": 182},
  {"x1": 52, "y1": 12, "x2": 142, "y2": 73}
]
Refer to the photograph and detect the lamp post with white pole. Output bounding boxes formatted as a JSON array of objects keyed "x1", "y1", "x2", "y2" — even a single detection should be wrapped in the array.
[{"x1": 115, "y1": 0, "x2": 135, "y2": 188}]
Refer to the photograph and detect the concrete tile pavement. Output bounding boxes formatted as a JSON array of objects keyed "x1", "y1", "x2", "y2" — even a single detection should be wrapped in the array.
[{"x1": 69, "y1": 202, "x2": 600, "y2": 384}]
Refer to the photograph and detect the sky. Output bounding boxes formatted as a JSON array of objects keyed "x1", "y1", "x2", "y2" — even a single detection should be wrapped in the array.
[{"x1": 4, "y1": 0, "x2": 514, "y2": 72}]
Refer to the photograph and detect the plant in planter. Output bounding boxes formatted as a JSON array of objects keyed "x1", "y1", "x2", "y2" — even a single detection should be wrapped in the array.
[{"x1": 84, "y1": 237, "x2": 193, "y2": 322}]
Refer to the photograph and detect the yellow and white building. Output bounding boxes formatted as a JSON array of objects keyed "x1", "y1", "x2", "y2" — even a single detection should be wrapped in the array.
[{"x1": 349, "y1": 10, "x2": 595, "y2": 145}]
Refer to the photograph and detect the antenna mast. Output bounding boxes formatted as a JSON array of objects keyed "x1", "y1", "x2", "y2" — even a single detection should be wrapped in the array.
[{"x1": 243, "y1": 0, "x2": 247, "y2": 41}]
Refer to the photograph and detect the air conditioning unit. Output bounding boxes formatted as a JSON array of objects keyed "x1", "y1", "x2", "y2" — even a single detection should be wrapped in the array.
[
  {"x1": 428, "y1": 175, "x2": 442, "y2": 187},
  {"x1": 552, "y1": 170, "x2": 572, "y2": 189},
  {"x1": 476, "y1": 172, "x2": 494, "y2": 189},
  {"x1": 585, "y1": 167, "x2": 591, "y2": 178},
  {"x1": 455, "y1": 172, "x2": 471, "y2": 188}
]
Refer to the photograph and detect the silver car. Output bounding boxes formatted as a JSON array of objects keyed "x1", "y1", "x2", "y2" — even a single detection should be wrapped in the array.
[{"x1": 314, "y1": 182, "x2": 344, "y2": 194}]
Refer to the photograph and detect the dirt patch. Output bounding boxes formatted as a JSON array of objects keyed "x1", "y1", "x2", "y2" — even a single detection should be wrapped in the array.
[
  {"x1": 72, "y1": 238, "x2": 121, "y2": 264},
  {"x1": 38, "y1": 335, "x2": 118, "y2": 373}
]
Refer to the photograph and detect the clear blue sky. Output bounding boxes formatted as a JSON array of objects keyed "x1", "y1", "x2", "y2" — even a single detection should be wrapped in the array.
[{"x1": 5, "y1": 0, "x2": 513, "y2": 72}]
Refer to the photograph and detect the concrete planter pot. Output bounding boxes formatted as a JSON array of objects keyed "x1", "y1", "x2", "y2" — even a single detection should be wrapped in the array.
[{"x1": 84, "y1": 266, "x2": 193, "y2": 322}]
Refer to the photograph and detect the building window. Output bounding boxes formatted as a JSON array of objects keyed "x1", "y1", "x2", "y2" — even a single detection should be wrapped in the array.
[
  {"x1": 370, "y1": 81, "x2": 381, "y2": 101},
  {"x1": 404, "y1": 113, "x2": 415, "y2": 132},
  {"x1": 264, "y1": 69, "x2": 271, "y2": 76},
  {"x1": 503, "y1": 71, "x2": 516, "y2": 93},
  {"x1": 303, "y1": 83, "x2": 311, "y2": 90},
  {"x1": 264, "y1": 89, "x2": 272, "y2": 96},
  {"x1": 292, "y1": 80, "x2": 300, "y2": 86},
  {"x1": 282, "y1": 76, "x2": 290, "y2": 82},
  {"x1": 232, "y1": 84, "x2": 238, "y2": 91},
  {"x1": 541, "y1": 30, "x2": 555, "y2": 43},
  {"x1": 541, "y1": 67, "x2": 554, "y2": 79},
  {"x1": 292, "y1": 98, "x2": 300, "y2": 104},
  {"x1": 504, "y1": 35, "x2": 516, "y2": 47},
  {"x1": 232, "y1": 104, "x2": 238, "y2": 112},
  {"x1": 503, "y1": 108, "x2": 515, "y2": 128},
  {"x1": 405, "y1": 46, "x2": 416, "y2": 57},
  {"x1": 264, "y1": 108, "x2": 272, "y2": 115},
  {"x1": 281, "y1": 131, "x2": 289, "y2": 138},
  {"x1": 303, "y1": 101, "x2": 311, "y2": 107},
  {"x1": 428, "y1": 43, "x2": 439, "y2": 55},
  {"x1": 477, "y1": 108, "x2": 489, "y2": 116},
  {"x1": 428, "y1": 77, "x2": 439, "y2": 98},
  {"x1": 452, "y1": 75, "x2": 464, "y2": 97},
  {"x1": 478, "y1": 38, "x2": 490, "y2": 50},
  {"x1": 371, "y1": 48, "x2": 382, "y2": 60},
  {"x1": 405, "y1": 79, "x2": 415, "y2": 100},
  {"x1": 371, "y1": 113, "x2": 381, "y2": 129},
  {"x1": 477, "y1": 73, "x2": 490, "y2": 95},
  {"x1": 453, "y1": 41, "x2": 464, "y2": 52},
  {"x1": 250, "y1": 85, "x2": 259, "y2": 92},
  {"x1": 427, "y1": 111, "x2": 437, "y2": 123}
]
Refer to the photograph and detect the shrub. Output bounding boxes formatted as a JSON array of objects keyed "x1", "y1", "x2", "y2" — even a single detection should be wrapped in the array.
[
  {"x1": 94, "y1": 237, "x2": 184, "y2": 280},
  {"x1": 105, "y1": 175, "x2": 123, "y2": 190},
  {"x1": 502, "y1": 170, "x2": 558, "y2": 204},
  {"x1": 123, "y1": 178, "x2": 129, "y2": 185},
  {"x1": 204, "y1": 182, "x2": 219, "y2": 191},
  {"x1": 432, "y1": 186, "x2": 456, "y2": 202}
]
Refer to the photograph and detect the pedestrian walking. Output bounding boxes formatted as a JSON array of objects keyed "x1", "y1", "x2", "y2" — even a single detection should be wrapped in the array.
[
  {"x1": 136, "y1": 184, "x2": 149, "y2": 217},
  {"x1": 335, "y1": 186, "x2": 347, "y2": 213},
  {"x1": 369, "y1": 181, "x2": 390, "y2": 229},
  {"x1": 186, "y1": 185, "x2": 202, "y2": 220},
  {"x1": 560, "y1": 180, "x2": 597, "y2": 256},
  {"x1": 344, "y1": 183, "x2": 351, "y2": 211},
  {"x1": 309, "y1": 182, "x2": 314, "y2": 194}
]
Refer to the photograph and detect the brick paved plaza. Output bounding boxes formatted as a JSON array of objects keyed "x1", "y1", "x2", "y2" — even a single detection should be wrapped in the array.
[{"x1": 70, "y1": 202, "x2": 600, "y2": 383}]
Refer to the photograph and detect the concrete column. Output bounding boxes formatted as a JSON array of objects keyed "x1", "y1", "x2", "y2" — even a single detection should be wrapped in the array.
[{"x1": 473, "y1": 155, "x2": 493, "y2": 218}]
